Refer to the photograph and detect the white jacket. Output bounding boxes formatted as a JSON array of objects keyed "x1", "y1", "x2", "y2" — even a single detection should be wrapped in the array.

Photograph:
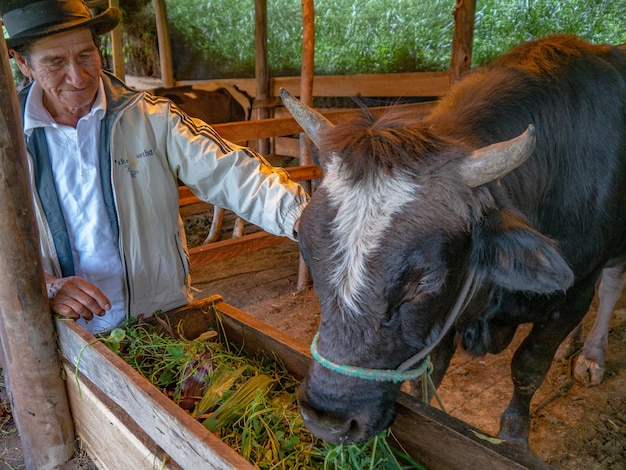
[{"x1": 20, "y1": 72, "x2": 308, "y2": 324}]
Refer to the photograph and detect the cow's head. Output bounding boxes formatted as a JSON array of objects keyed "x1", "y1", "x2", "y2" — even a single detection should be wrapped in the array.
[{"x1": 281, "y1": 90, "x2": 574, "y2": 444}]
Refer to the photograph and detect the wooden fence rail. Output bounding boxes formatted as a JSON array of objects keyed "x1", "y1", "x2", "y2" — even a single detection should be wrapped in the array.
[
  {"x1": 211, "y1": 100, "x2": 438, "y2": 144},
  {"x1": 132, "y1": 71, "x2": 451, "y2": 100},
  {"x1": 182, "y1": 101, "x2": 438, "y2": 269}
]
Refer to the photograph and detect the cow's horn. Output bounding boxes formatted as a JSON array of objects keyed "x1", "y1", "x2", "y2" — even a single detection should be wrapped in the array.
[
  {"x1": 460, "y1": 125, "x2": 536, "y2": 188},
  {"x1": 279, "y1": 88, "x2": 333, "y2": 147}
]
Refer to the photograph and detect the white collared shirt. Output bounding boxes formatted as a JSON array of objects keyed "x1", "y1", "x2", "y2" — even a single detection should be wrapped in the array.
[{"x1": 24, "y1": 80, "x2": 126, "y2": 333}]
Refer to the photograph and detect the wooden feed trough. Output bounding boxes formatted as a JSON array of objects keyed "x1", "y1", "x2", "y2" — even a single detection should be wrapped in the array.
[{"x1": 56, "y1": 296, "x2": 552, "y2": 470}]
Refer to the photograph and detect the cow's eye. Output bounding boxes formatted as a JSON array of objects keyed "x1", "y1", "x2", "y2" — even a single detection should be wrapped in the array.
[
  {"x1": 383, "y1": 274, "x2": 442, "y2": 327},
  {"x1": 419, "y1": 276, "x2": 438, "y2": 288},
  {"x1": 417, "y1": 272, "x2": 443, "y2": 291},
  {"x1": 399, "y1": 273, "x2": 442, "y2": 306}
]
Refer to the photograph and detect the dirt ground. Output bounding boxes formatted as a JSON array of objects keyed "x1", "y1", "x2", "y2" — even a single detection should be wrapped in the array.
[{"x1": 1, "y1": 210, "x2": 624, "y2": 469}]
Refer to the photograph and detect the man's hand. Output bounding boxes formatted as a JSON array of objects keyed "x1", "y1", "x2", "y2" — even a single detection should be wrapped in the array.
[{"x1": 45, "y1": 274, "x2": 111, "y2": 321}]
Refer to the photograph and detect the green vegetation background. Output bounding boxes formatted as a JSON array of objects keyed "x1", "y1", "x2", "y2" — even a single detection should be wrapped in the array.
[
  {"x1": 4, "y1": 1, "x2": 625, "y2": 80},
  {"x1": 117, "y1": 0, "x2": 626, "y2": 80}
]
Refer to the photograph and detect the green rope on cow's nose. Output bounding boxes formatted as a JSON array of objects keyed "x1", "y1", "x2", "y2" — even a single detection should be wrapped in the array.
[{"x1": 310, "y1": 332, "x2": 432, "y2": 383}]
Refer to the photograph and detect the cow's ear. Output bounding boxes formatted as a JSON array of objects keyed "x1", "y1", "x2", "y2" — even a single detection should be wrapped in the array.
[{"x1": 471, "y1": 208, "x2": 574, "y2": 293}]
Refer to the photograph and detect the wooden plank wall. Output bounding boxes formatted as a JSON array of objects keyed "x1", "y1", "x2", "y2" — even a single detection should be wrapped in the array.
[{"x1": 178, "y1": 71, "x2": 450, "y2": 100}]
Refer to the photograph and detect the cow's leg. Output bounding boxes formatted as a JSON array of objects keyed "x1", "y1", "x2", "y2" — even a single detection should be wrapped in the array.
[
  {"x1": 554, "y1": 322, "x2": 582, "y2": 360},
  {"x1": 232, "y1": 217, "x2": 245, "y2": 239},
  {"x1": 203, "y1": 206, "x2": 225, "y2": 244},
  {"x1": 574, "y1": 264, "x2": 626, "y2": 385},
  {"x1": 498, "y1": 289, "x2": 594, "y2": 447}
]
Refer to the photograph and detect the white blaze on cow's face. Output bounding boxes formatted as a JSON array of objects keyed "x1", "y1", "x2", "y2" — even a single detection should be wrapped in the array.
[{"x1": 322, "y1": 154, "x2": 420, "y2": 315}]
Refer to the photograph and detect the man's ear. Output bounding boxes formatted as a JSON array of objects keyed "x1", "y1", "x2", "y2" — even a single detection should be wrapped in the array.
[
  {"x1": 471, "y1": 208, "x2": 574, "y2": 294},
  {"x1": 9, "y1": 49, "x2": 33, "y2": 78}
]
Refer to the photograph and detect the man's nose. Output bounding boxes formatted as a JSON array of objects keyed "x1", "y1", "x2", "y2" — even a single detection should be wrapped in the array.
[{"x1": 66, "y1": 62, "x2": 89, "y2": 86}]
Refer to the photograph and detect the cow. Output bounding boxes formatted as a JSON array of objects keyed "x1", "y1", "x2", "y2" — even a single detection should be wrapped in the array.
[
  {"x1": 150, "y1": 82, "x2": 252, "y2": 124},
  {"x1": 279, "y1": 35, "x2": 626, "y2": 449}
]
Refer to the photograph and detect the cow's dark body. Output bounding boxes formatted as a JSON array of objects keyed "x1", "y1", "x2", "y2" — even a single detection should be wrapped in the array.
[
  {"x1": 294, "y1": 35, "x2": 626, "y2": 448},
  {"x1": 150, "y1": 84, "x2": 252, "y2": 124}
]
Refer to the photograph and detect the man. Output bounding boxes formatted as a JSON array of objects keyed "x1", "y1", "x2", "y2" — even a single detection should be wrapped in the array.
[{"x1": 0, "y1": 0, "x2": 309, "y2": 333}]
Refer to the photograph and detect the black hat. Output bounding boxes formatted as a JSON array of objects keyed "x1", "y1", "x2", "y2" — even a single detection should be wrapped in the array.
[{"x1": 0, "y1": 0, "x2": 121, "y2": 48}]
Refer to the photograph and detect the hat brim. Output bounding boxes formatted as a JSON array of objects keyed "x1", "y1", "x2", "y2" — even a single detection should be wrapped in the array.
[{"x1": 6, "y1": 7, "x2": 121, "y2": 49}]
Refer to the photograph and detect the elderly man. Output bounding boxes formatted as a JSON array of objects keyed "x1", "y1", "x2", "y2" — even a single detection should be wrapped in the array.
[{"x1": 1, "y1": 0, "x2": 308, "y2": 333}]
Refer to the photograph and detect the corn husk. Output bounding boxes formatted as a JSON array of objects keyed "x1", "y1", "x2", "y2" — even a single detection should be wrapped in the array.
[
  {"x1": 192, "y1": 365, "x2": 247, "y2": 416},
  {"x1": 202, "y1": 374, "x2": 275, "y2": 432}
]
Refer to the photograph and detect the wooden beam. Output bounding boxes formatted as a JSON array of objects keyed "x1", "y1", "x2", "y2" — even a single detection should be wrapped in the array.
[
  {"x1": 274, "y1": 136, "x2": 300, "y2": 158},
  {"x1": 277, "y1": 71, "x2": 450, "y2": 98},
  {"x1": 108, "y1": 0, "x2": 124, "y2": 81},
  {"x1": 178, "y1": 162, "x2": 320, "y2": 271},
  {"x1": 299, "y1": 0, "x2": 315, "y2": 106},
  {"x1": 189, "y1": 232, "x2": 289, "y2": 270},
  {"x1": 211, "y1": 101, "x2": 437, "y2": 143},
  {"x1": 254, "y1": 0, "x2": 271, "y2": 154},
  {"x1": 178, "y1": 165, "x2": 323, "y2": 207},
  {"x1": 298, "y1": 0, "x2": 315, "y2": 167},
  {"x1": 254, "y1": 0, "x2": 269, "y2": 113},
  {"x1": 297, "y1": 0, "x2": 316, "y2": 291},
  {"x1": 450, "y1": 0, "x2": 477, "y2": 83},
  {"x1": 64, "y1": 371, "x2": 173, "y2": 469},
  {"x1": 393, "y1": 394, "x2": 553, "y2": 470},
  {"x1": 282, "y1": 164, "x2": 323, "y2": 181},
  {"x1": 154, "y1": 0, "x2": 174, "y2": 87},
  {"x1": 177, "y1": 71, "x2": 450, "y2": 99},
  {"x1": 0, "y1": 35, "x2": 75, "y2": 468}
]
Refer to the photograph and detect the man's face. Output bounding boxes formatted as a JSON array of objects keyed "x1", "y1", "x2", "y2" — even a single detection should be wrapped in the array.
[{"x1": 12, "y1": 27, "x2": 102, "y2": 119}]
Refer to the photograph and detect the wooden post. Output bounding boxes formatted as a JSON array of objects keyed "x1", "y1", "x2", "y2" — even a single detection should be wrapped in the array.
[
  {"x1": 449, "y1": 0, "x2": 476, "y2": 84},
  {"x1": 296, "y1": 0, "x2": 315, "y2": 291},
  {"x1": 299, "y1": 0, "x2": 315, "y2": 162},
  {"x1": 108, "y1": 0, "x2": 125, "y2": 81},
  {"x1": 0, "y1": 37, "x2": 75, "y2": 469},
  {"x1": 154, "y1": 0, "x2": 174, "y2": 87},
  {"x1": 254, "y1": 0, "x2": 270, "y2": 155}
]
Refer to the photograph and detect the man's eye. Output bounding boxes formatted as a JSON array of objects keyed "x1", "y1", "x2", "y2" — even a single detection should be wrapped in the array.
[{"x1": 45, "y1": 60, "x2": 64, "y2": 68}]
